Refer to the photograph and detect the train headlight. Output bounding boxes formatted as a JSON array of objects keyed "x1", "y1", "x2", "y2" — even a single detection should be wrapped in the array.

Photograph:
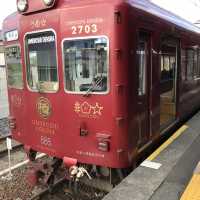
[
  {"x1": 43, "y1": 0, "x2": 55, "y2": 6},
  {"x1": 17, "y1": 0, "x2": 28, "y2": 12}
]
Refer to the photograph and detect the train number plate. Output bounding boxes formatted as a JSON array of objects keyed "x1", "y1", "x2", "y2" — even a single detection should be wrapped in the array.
[{"x1": 71, "y1": 24, "x2": 98, "y2": 35}]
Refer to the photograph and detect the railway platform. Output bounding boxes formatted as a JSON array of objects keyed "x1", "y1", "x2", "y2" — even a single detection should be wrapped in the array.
[{"x1": 103, "y1": 111, "x2": 200, "y2": 200}]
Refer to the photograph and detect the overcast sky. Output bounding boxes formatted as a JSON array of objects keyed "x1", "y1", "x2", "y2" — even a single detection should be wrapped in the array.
[
  {"x1": 0, "y1": 0, "x2": 16, "y2": 28},
  {"x1": 151, "y1": 0, "x2": 200, "y2": 23},
  {"x1": 0, "y1": 0, "x2": 200, "y2": 29}
]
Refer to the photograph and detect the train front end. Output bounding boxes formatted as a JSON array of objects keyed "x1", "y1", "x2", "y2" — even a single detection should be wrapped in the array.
[{"x1": 3, "y1": 0, "x2": 130, "y2": 186}]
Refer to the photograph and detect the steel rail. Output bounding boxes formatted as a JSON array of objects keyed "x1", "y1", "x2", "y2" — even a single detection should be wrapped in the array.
[
  {"x1": 0, "y1": 134, "x2": 11, "y2": 142},
  {"x1": 0, "y1": 142, "x2": 23, "y2": 158},
  {"x1": 30, "y1": 178, "x2": 68, "y2": 200}
]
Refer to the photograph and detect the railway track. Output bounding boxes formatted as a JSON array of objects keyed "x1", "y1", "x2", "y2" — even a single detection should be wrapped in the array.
[
  {"x1": 30, "y1": 178, "x2": 107, "y2": 200},
  {"x1": 0, "y1": 140, "x2": 106, "y2": 200},
  {"x1": 0, "y1": 134, "x2": 10, "y2": 142},
  {"x1": 0, "y1": 118, "x2": 22, "y2": 157},
  {"x1": 0, "y1": 136, "x2": 25, "y2": 175},
  {"x1": 0, "y1": 118, "x2": 9, "y2": 136},
  {"x1": 0, "y1": 143, "x2": 23, "y2": 158},
  {"x1": 30, "y1": 179, "x2": 69, "y2": 200},
  {"x1": 0, "y1": 137, "x2": 23, "y2": 158}
]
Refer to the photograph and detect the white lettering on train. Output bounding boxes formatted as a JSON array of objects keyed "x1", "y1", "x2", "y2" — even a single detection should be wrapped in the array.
[
  {"x1": 28, "y1": 36, "x2": 55, "y2": 44},
  {"x1": 66, "y1": 17, "x2": 103, "y2": 26},
  {"x1": 40, "y1": 136, "x2": 52, "y2": 147},
  {"x1": 72, "y1": 24, "x2": 98, "y2": 35}
]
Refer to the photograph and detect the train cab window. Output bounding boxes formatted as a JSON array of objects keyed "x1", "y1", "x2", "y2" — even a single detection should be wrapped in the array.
[
  {"x1": 63, "y1": 37, "x2": 108, "y2": 93},
  {"x1": 25, "y1": 31, "x2": 58, "y2": 92},
  {"x1": 5, "y1": 46, "x2": 23, "y2": 89},
  {"x1": 137, "y1": 38, "x2": 147, "y2": 95}
]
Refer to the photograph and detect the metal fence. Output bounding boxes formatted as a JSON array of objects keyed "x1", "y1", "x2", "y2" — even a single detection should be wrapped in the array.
[{"x1": 0, "y1": 66, "x2": 9, "y2": 119}]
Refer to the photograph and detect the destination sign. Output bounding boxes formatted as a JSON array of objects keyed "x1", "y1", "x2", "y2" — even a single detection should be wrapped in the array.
[
  {"x1": 5, "y1": 30, "x2": 18, "y2": 42},
  {"x1": 28, "y1": 35, "x2": 55, "y2": 45}
]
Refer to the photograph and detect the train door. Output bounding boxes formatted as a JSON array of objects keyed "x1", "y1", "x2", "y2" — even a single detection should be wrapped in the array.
[
  {"x1": 160, "y1": 38, "x2": 178, "y2": 129},
  {"x1": 137, "y1": 31, "x2": 151, "y2": 147}
]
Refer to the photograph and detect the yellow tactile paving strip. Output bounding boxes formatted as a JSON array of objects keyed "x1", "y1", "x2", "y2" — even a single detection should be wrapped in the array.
[
  {"x1": 180, "y1": 174, "x2": 200, "y2": 200},
  {"x1": 147, "y1": 125, "x2": 189, "y2": 161}
]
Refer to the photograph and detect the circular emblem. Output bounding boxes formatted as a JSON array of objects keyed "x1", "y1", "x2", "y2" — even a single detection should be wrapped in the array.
[{"x1": 36, "y1": 97, "x2": 52, "y2": 119}]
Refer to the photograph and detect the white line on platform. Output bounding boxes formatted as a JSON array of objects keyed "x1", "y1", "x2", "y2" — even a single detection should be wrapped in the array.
[
  {"x1": 140, "y1": 160, "x2": 162, "y2": 170},
  {"x1": 0, "y1": 153, "x2": 46, "y2": 177}
]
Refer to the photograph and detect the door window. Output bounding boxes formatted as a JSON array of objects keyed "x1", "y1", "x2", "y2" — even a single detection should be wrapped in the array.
[
  {"x1": 137, "y1": 37, "x2": 147, "y2": 96},
  {"x1": 160, "y1": 40, "x2": 177, "y2": 128}
]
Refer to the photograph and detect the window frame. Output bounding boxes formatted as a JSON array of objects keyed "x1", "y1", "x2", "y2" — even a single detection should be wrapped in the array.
[
  {"x1": 62, "y1": 35, "x2": 110, "y2": 95},
  {"x1": 5, "y1": 44, "x2": 24, "y2": 90},
  {"x1": 24, "y1": 29, "x2": 59, "y2": 93}
]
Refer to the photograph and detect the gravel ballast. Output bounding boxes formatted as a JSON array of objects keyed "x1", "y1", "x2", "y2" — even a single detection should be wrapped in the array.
[{"x1": 0, "y1": 167, "x2": 33, "y2": 200}]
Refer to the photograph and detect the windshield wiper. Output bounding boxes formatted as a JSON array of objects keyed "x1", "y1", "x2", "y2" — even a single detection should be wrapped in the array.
[{"x1": 83, "y1": 77, "x2": 103, "y2": 97}]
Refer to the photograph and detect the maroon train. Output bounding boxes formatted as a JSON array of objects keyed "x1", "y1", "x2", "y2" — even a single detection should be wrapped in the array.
[{"x1": 3, "y1": 0, "x2": 200, "y2": 187}]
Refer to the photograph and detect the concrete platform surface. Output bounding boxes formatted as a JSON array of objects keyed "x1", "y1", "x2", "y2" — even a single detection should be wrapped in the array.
[{"x1": 103, "y1": 112, "x2": 200, "y2": 200}]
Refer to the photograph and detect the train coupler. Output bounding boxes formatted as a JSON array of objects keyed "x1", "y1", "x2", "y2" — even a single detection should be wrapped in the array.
[
  {"x1": 69, "y1": 166, "x2": 92, "y2": 181},
  {"x1": 63, "y1": 156, "x2": 92, "y2": 181}
]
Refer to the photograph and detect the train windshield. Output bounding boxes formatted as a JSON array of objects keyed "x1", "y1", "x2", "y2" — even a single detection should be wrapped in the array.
[
  {"x1": 63, "y1": 37, "x2": 108, "y2": 93},
  {"x1": 5, "y1": 46, "x2": 23, "y2": 89},
  {"x1": 25, "y1": 31, "x2": 58, "y2": 92}
]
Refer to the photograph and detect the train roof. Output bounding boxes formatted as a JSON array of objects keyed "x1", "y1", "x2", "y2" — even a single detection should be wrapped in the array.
[
  {"x1": 128, "y1": 0, "x2": 200, "y2": 34},
  {"x1": 3, "y1": 0, "x2": 200, "y2": 35}
]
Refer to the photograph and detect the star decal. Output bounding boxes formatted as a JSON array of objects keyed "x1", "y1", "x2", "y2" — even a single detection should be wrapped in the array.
[
  {"x1": 74, "y1": 101, "x2": 104, "y2": 117},
  {"x1": 93, "y1": 103, "x2": 103, "y2": 116}
]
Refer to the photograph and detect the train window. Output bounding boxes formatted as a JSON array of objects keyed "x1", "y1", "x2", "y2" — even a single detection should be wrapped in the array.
[
  {"x1": 25, "y1": 31, "x2": 58, "y2": 92},
  {"x1": 137, "y1": 40, "x2": 147, "y2": 96},
  {"x1": 5, "y1": 46, "x2": 23, "y2": 89},
  {"x1": 63, "y1": 37, "x2": 108, "y2": 93},
  {"x1": 181, "y1": 49, "x2": 186, "y2": 80},
  {"x1": 193, "y1": 50, "x2": 198, "y2": 79},
  {"x1": 198, "y1": 50, "x2": 200, "y2": 77},
  {"x1": 160, "y1": 47, "x2": 176, "y2": 82},
  {"x1": 186, "y1": 49, "x2": 194, "y2": 80}
]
